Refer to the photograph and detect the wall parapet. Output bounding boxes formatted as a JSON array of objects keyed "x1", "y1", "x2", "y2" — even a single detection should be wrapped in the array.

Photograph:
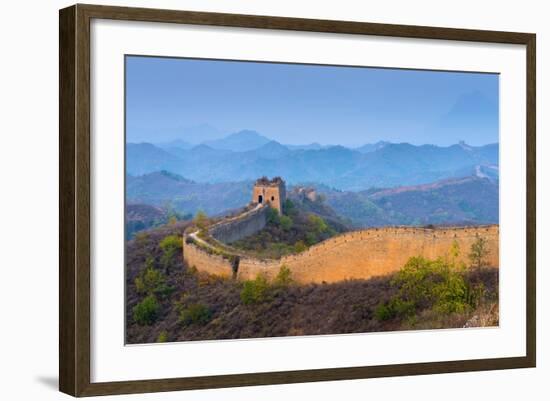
[
  {"x1": 208, "y1": 204, "x2": 269, "y2": 244},
  {"x1": 183, "y1": 224, "x2": 499, "y2": 284},
  {"x1": 182, "y1": 236, "x2": 236, "y2": 278}
]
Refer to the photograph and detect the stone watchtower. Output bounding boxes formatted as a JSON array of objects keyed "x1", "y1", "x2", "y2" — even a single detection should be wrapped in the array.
[{"x1": 252, "y1": 176, "x2": 286, "y2": 214}]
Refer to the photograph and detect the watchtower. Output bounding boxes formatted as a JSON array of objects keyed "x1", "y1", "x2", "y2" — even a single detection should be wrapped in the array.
[{"x1": 252, "y1": 176, "x2": 286, "y2": 214}]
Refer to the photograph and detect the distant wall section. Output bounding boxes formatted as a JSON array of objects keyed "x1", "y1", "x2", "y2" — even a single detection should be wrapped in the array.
[{"x1": 208, "y1": 205, "x2": 269, "y2": 244}]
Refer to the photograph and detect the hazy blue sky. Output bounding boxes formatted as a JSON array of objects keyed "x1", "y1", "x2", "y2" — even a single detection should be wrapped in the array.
[{"x1": 126, "y1": 56, "x2": 499, "y2": 147}]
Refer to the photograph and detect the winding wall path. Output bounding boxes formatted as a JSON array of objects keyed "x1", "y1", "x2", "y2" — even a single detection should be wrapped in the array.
[{"x1": 183, "y1": 225, "x2": 499, "y2": 284}]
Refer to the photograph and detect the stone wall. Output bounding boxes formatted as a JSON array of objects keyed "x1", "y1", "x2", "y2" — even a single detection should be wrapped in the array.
[
  {"x1": 184, "y1": 225, "x2": 499, "y2": 284},
  {"x1": 278, "y1": 225, "x2": 499, "y2": 283},
  {"x1": 208, "y1": 205, "x2": 269, "y2": 244},
  {"x1": 237, "y1": 257, "x2": 281, "y2": 281},
  {"x1": 182, "y1": 239, "x2": 235, "y2": 278}
]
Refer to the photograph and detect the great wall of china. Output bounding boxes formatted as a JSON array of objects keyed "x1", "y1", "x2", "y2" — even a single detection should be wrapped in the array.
[
  {"x1": 183, "y1": 209, "x2": 499, "y2": 285},
  {"x1": 182, "y1": 177, "x2": 499, "y2": 284}
]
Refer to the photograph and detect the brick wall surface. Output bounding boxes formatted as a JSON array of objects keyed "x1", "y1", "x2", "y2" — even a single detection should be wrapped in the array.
[
  {"x1": 208, "y1": 206, "x2": 268, "y2": 244},
  {"x1": 184, "y1": 225, "x2": 499, "y2": 284},
  {"x1": 182, "y1": 240, "x2": 234, "y2": 278}
]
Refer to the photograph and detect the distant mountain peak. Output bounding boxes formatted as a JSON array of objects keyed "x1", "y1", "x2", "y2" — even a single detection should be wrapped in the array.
[
  {"x1": 191, "y1": 143, "x2": 215, "y2": 151},
  {"x1": 458, "y1": 140, "x2": 473, "y2": 151},
  {"x1": 355, "y1": 140, "x2": 390, "y2": 154},
  {"x1": 202, "y1": 129, "x2": 271, "y2": 152},
  {"x1": 252, "y1": 140, "x2": 291, "y2": 159},
  {"x1": 126, "y1": 138, "x2": 499, "y2": 191},
  {"x1": 260, "y1": 140, "x2": 287, "y2": 149},
  {"x1": 229, "y1": 129, "x2": 263, "y2": 138},
  {"x1": 285, "y1": 142, "x2": 326, "y2": 151},
  {"x1": 157, "y1": 170, "x2": 194, "y2": 183}
]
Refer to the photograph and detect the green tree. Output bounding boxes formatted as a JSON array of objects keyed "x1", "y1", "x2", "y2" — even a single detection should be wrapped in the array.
[
  {"x1": 305, "y1": 232, "x2": 318, "y2": 246},
  {"x1": 133, "y1": 295, "x2": 160, "y2": 325},
  {"x1": 266, "y1": 207, "x2": 280, "y2": 225},
  {"x1": 135, "y1": 257, "x2": 165, "y2": 294},
  {"x1": 294, "y1": 240, "x2": 308, "y2": 253},
  {"x1": 157, "y1": 330, "x2": 168, "y2": 342},
  {"x1": 308, "y1": 214, "x2": 328, "y2": 234},
  {"x1": 162, "y1": 200, "x2": 185, "y2": 224},
  {"x1": 469, "y1": 236, "x2": 489, "y2": 268},
  {"x1": 179, "y1": 303, "x2": 212, "y2": 326},
  {"x1": 240, "y1": 274, "x2": 270, "y2": 304},
  {"x1": 134, "y1": 257, "x2": 173, "y2": 297},
  {"x1": 449, "y1": 240, "x2": 460, "y2": 260},
  {"x1": 275, "y1": 265, "x2": 293, "y2": 286},
  {"x1": 375, "y1": 298, "x2": 415, "y2": 321},
  {"x1": 375, "y1": 247, "x2": 484, "y2": 322},
  {"x1": 279, "y1": 215, "x2": 293, "y2": 231},
  {"x1": 283, "y1": 199, "x2": 295, "y2": 214},
  {"x1": 194, "y1": 210, "x2": 209, "y2": 230},
  {"x1": 159, "y1": 234, "x2": 182, "y2": 273}
]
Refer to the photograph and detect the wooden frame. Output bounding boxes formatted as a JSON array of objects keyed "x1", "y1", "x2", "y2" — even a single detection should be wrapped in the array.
[{"x1": 59, "y1": 3, "x2": 536, "y2": 397}]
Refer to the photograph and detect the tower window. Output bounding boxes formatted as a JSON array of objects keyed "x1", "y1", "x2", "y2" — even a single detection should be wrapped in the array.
[{"x1": 271, "y1": 196, "x2": 275, "y2": 201}]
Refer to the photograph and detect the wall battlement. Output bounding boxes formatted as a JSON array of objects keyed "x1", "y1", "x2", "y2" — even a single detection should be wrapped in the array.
[{"x1": 183, "y1": 225, "x2": 499, "y2": 284}]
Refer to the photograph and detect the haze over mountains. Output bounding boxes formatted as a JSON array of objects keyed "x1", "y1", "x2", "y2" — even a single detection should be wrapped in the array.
[
  {"x1": 127, "y1": 129, "x2": 498, "y2": 191},
  {"x1": 127, "y1": 171, "x2": 498, "y2": 229},
  {"x1": 125, "y1": 129, "x2": 499, "y2": 230}
]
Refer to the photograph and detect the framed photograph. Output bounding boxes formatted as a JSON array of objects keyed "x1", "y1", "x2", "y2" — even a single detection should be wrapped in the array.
[{"x1": 59, "y1": 4, "x2": 536, "y2": 397}]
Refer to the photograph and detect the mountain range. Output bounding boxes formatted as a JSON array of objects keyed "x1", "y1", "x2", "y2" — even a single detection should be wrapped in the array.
[
  {"x1": 127, "y1": 171, "x2": 252, "y2": 216},
  {"x1": 322, "y1": 175, "x2": 498, "y2": 227},
  {"x1": 126, "y1": 130, "x2": 498, "y2": 191},
  {"x1": 126, "y1": 170, "x2": 498, "y2": 228}
]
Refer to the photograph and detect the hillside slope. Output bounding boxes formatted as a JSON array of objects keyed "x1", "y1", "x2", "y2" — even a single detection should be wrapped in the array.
[
  {"x1": 126, "y1": 204, "x2": 167, "y2": 239},
  {"x1": 126, "y1": 222, "x2": 498, "y2": 344},
  {"x1": 126, "y1": 171, "x2": 252, "y2": 216},
  {"x1": 126, "y1": 171, "x2": 498, "y2": 229},
  {"x1": 324, "y1": 176, "x2": 498, "y2": 227},
  {"x1": 231, "y1": 194, "x2": 353, "y2": 258}
]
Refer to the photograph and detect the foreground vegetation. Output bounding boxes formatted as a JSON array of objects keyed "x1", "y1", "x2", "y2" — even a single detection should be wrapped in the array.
[{"x1": 126, "y1": 221, "x2": 498, "y2": 344}]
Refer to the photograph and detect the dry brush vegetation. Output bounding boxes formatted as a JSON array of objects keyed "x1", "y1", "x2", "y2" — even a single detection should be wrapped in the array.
[{"x1": 126, "y1": 220, "x2": 498, "y2": 344}]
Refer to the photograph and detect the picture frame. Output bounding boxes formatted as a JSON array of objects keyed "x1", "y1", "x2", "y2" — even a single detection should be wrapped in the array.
[{"x1": 59, "y1": 3, "x2": 536, "y2": 397}]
